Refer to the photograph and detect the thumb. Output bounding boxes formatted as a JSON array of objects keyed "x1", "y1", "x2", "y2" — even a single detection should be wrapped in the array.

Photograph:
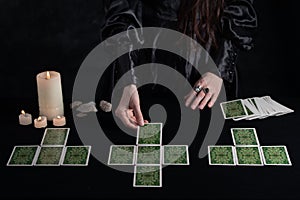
[{"x1": 132, "y1": 104, "x2": 144, "y2": 126}]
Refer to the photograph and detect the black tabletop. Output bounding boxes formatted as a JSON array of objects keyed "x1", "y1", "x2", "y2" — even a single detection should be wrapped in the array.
[{"x1": 0, "y1": 94, "x2": 299, "y2": 200}]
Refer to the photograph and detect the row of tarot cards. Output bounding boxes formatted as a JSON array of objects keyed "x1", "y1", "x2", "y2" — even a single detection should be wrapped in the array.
[
  {"x1": 208, "y1": 128, "x2": 292, "y2": 166},
  {"x1": 7, "y1": 128, "x2": 91, "y2": 166},
  {"x1": 220, "y1": 96, "x2": 294, "y2": 121},
  {"x1": 107, "y1": 123, "x2": 190, "y2": 187}
]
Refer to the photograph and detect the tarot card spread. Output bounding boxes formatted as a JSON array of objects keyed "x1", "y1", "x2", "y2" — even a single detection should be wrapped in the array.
[
  {"x1": 7, "y1": 146, "x2": 40, "y2": 166},
  {"x1": 220, "y1": 96, "x2": 294, "y2": 121}
]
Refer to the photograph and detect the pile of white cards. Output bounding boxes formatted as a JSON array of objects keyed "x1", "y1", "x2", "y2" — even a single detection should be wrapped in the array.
[{"x1": 220, "y1": 96, "x2": 294, "y2": 121}]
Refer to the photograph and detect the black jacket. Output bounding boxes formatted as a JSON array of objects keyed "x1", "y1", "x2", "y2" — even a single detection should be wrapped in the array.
[{"x1": 100, "y1": 0, "x2": 257, "y2": 99}]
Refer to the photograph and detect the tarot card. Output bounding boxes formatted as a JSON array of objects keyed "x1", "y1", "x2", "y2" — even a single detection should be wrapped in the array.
[
  {"x1": 61, "y1": 146, "x2": 91, "y2": 166},
  {"x1": 263, "y1": 96, "x2": 294, "y2": 116},
  {"x1": 108, "y1": 145, "x2": 136, "y2": 165},
  {"x1": 235, "y1": 146, "x2": 263, "y2": 166},
  {"x1": 133, "y1": 165, "x2": 162, "y2": 187},
  {"x1": 163, "y1": 145, "x2": 189, "y2": 165},
  {"x1": 231, "y1": 128, "x2": 260, "y2": 146},
  {"x1": 261, "y1": 146, "x2": 292, "y2": 166},
  {"x1": 34, "y1": 146, "x2": 64, "y2": 166},
  {"x1": 41, "y1": 128, "x2": 70, "y2": 146},
  {"x1": 233, "y1": 100, "x2": 257, "y2": 121},
  {"x1": 7, "y1": 146, "x2": 40, "y2": 166},
  {"x1": 220, "y1": 99, "x2": 248, "y2": 119},
  {"x1": 137, "y1": 123, "x2": 162, "y2": 145},
  {"x1": 208, "y1": 146, "x2": 236, "y2": 166},
  {"x1": 136, "y1": 146, "x2": 161, "y2": 165}
]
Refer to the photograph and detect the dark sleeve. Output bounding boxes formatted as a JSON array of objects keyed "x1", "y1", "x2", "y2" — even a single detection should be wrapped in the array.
[
  {"x1": 100, "y1": 0, "x2": 143, "y2": 88},
  {"x1": 216, "y1": 0, "x2": 258, "y2": 84}
]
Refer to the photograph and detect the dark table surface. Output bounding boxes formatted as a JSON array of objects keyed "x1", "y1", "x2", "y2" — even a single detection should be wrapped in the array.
[{"x1": 0, "y1": 94, "x2": 299, "y2": 200}]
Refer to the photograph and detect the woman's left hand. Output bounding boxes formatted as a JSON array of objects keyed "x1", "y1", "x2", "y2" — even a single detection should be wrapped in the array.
[{"x1": 184, "y1": 72, "x2": 223, "y2": 110}]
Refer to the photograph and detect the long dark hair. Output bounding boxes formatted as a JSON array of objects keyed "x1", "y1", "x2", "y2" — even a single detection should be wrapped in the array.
[{"x1": 178, "y1": 0, "x2": 224, "y2": 48}]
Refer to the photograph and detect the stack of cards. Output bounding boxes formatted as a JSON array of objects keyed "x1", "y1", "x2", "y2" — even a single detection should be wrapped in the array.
[
  {"x1": 220, "y1": 96, "x2": 294, "y2": 121},
  {"x1": 7, "y1": 128, "x2": 91, "y2": 167},
  {"x1": 107, "y1": 123, "x2": 189, "y2": 188},
  {"x1": 208, "y1": 128, "x2": 292, "y2": 166}
]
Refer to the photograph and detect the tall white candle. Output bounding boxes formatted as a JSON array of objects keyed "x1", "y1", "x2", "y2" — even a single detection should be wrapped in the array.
[{"x1": 36, "y1": 71, "x2": 64, "y2": 121}]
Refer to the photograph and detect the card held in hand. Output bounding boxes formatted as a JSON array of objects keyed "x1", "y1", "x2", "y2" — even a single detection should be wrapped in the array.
[{"x1": 137, "y1": 123, "x2": 162, "y2": 145}]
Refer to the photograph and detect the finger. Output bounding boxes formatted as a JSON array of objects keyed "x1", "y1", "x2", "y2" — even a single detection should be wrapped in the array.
[
  {"x1": 132, "y1": 104, "x2": 145, "y2": 126},
  {"x1": 208, "y1": 94, "x2": 218, "y2": 108},
  {"x1": 185, "y1": 90, "x2": 197, "y2": 107},
  {"x1": 119, "y1": 111, "x2": 138, "y2": 129},
  {"x1": 190, "y1": 91, "x2": 206, "y2": 110},
  {"x1": 144, "y1": 120, "x2": 149, "y2": 123},
  {"x1": 199, "y1": 92, "x2": 213, "y2": 110}
]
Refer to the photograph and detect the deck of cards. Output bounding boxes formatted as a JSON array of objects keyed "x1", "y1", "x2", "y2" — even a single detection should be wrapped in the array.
[
  {"x1": 220, "y1": 96, "x2": 294, "y2": 121},
  {"x1": 107, "y1": 123, "x2": 190, "y2": 187},
  {"x1": 7, "y1": 128, "x2": 91, "y2": 167},
  {"x1": 208, "y1": 128, "x2": 292, "y2": 166}
]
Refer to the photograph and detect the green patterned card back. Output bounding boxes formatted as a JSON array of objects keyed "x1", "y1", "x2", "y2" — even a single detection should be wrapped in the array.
[
  {"x1": 236, "y1": 146, "x2": 263, "y2": 166},
  {"x1": 137, "y1": 123, "x2": 162, "y2": 145},
  {"x1": 7, "y1": 146, "x2": 39, "y2": 166},
  {"x1": 136, "y1": 146, "x2": 161, "y2": 165},
  {"x1": 208, "y1": 146, "x2": 236, "y2": 166},
  {"x1": 62, "y1": 146, "x2": 91, "y2": 166},
  {"x1": 108, "y1": 145, "x2": 135, "y2": 165},
  {"x1": 134, "y1": 166, "x2": 161, "y2": 187},
  {"x1": 261, "y1": 146, "x2": 292, "y2": 166},
  {"x1": 231, "y1": 128, "x2": 259, "y2": 146},
  {"x1": 41, "y1": 128, "x2": 70, "y2": 146},
  {"x1": 35, "y1": 146, "x2": 64, "y2": 166},
  {"x1": 221, "y1": 100, "x2": 247, "y2": 119},
  {"x1": 163, "y1": 145, "x2": 189, "y2": 165}
]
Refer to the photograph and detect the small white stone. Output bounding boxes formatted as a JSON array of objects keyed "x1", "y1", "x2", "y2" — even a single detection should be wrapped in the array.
[
  {"x1": 70, "y1": 101, "x2": 83, "y2": 109},
  {"x1": 76, "y1": 101, "x2": 98, "y2": 113},
  {"x1": 100, "y1": 100, "x2": 112, "y2": 112}
]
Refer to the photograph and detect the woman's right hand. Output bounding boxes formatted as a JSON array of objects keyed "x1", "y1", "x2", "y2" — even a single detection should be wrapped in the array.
[{"x1": 115, "y1": 84, "x2": 148, "y2": 129}]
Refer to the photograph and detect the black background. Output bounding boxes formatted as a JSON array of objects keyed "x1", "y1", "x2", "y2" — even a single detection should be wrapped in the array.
[{"x1": 0, "y1": 1, "x2": 300, "y2": 200}]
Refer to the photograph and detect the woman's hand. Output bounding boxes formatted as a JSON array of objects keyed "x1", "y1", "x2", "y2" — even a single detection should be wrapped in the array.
[
  {"x1": 185, "y1": 72, "x2": 223, "y2": 110},
  {"x1": 115, "y1": 84, "x2": 148, "y2": 129}
]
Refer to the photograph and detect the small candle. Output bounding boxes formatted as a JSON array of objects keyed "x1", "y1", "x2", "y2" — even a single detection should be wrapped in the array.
[
  {"x1": 34, "y1": 116, "x2": 47, "y2": 128},
  {"x1": 53, "y1": 115, "x2": 66, "y2": 126},
  {"x1": 19, "y1": 110, "x2": 32, "y2": 125}
]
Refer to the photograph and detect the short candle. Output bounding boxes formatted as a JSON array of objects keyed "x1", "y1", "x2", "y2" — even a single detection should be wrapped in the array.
[
  {"x1": 53, "y1": 115, "x2": 66, "y2": 127},
  {"x1": 19, "y1": 110, "x2": 32, "y2": 125},
  {"x1": 34, "y1": 116, "x2": 47, "y2": 128}
]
